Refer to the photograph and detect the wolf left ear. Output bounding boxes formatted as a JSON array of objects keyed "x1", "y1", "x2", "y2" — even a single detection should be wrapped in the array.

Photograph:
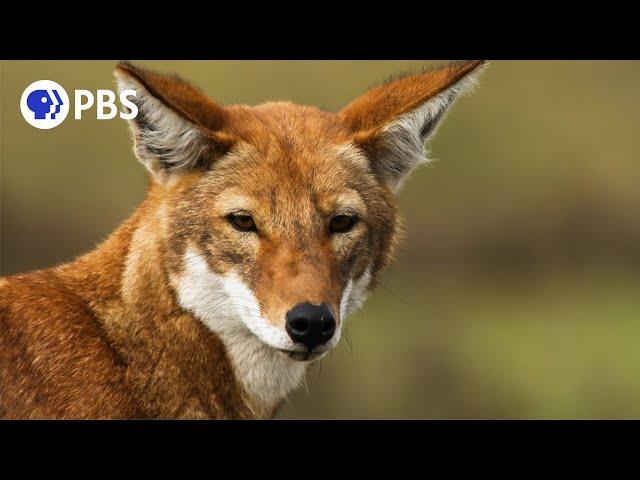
[
  {"x1": 339, "y1": 60, "x2": 486, "y2": 191},
  {"x1": 114, "y1": 62, "x2": 236, "y2": 182}
]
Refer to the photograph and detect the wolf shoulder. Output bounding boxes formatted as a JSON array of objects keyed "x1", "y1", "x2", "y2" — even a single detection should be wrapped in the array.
[{"x1": 0, "y1": 270, "x2": 138, "y2": 419}]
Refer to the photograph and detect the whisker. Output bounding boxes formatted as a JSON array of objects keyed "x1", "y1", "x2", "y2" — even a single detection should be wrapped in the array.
[
  {"x1": 377, "y1": 280, "x2": 418, "y2": 310},
  {"x1": 342, "y1": 327, "x2": 354, "y2": 358}
]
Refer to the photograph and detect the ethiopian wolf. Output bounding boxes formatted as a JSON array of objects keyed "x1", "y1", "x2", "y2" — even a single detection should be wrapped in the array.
[{"x1": 0, "y1": 61, "x2": 485, "y2": 418}]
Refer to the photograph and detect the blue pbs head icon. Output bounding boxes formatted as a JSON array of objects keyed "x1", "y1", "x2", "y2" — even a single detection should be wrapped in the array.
[
  {"x1": 21, "y1": 80, "x2": 70, "y2": 129},
  {"x1": 27, "y1": 89, "x2": 64, "y2": 119}
]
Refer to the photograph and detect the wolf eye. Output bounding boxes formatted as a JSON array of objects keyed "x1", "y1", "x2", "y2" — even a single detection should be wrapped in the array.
[
  {"x1": 330, "y1": 215, "x2": 357, "y2": 234},
  {"x1": 228, "y1": 214, "x2": 257, "y2": 232}
]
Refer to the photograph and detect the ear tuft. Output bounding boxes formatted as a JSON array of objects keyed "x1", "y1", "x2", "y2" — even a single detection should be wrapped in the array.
[
  {"x1": 114, "y1": 62, "x2": 234, "y2": 182},
  {"x1": 340, "y1": 60, "x2": 486, "y2": 191}
]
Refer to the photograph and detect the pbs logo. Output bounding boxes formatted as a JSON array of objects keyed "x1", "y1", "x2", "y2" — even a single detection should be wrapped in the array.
[
  {"x1": 21, "y1": 80, "x2": 138, "y2": 130},
  {"x1": 20, "y1": 80, "x2": 70, "y2": 129}
]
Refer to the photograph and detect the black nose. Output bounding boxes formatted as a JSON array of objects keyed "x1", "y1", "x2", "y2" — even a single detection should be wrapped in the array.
[{"x1": 285, "y1": 303, "x2": 336, "y2": 350}]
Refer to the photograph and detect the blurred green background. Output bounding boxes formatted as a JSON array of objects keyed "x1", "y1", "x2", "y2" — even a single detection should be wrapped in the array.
[{"x1": 2, "y1": 61, "x2": 639, "y2": 418}]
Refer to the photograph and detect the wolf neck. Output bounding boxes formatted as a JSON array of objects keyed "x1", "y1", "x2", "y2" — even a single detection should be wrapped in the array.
[
  {"x1": 171, "y1": 246, "x2": 308, "y2": 415},
  {"x1": 67, "y1": 188, "x2": 305, "y2": 418}
]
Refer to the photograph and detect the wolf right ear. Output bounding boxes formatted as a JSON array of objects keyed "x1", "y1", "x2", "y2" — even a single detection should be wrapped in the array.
[
  {"x1": 114, "y1": 62, "x2": 236, "y2": 182},
  {"x1": 339, "y1": 60, "x2": 486, "y2": 191}
]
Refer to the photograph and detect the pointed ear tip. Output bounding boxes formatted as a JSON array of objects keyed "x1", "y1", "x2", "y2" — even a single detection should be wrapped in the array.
[
  {"x1": 114, "y1": 61, "x2": 145, "y2": 81},
  {"x1": 116, "y1": 60, "x2": 137, "y2": 70},
  {"x1": 113, "y1": 62, "x2": 148, "y2": 93},
  {"x1": 464, "y1": 59, "x2": 489, "y2": 74},
  {"x1": 445, "y1": 60, "x2": 488, "y2": 87},
  {"x1": 449, "y1": 59, "x2": 488, "y2": 74},
  {"x1": 114, "y1": 63, "x2": 131, "y2": 79}
]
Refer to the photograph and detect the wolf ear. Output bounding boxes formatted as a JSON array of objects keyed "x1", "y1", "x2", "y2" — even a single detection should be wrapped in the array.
[
  {"x1": 339, "y1": 60, "x2": 486, "y2": 191},
  {"x1": 114, "y1": 62, "x2": 236, "y2": 182}
]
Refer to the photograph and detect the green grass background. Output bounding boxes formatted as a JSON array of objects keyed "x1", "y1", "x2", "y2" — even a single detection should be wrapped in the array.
[{"x1": 2, "y1": 61, "x2": 639, "y2": 418}]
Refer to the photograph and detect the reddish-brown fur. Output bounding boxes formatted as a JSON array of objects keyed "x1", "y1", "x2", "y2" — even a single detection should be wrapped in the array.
[{"x1": 0, "y1": 61, "x2": 484, "y2": 419}]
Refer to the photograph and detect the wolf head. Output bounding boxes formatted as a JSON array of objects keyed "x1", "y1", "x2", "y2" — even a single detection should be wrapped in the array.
[{"x1": 114, "y1": 61, "x2": 484, "y2": 368}]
